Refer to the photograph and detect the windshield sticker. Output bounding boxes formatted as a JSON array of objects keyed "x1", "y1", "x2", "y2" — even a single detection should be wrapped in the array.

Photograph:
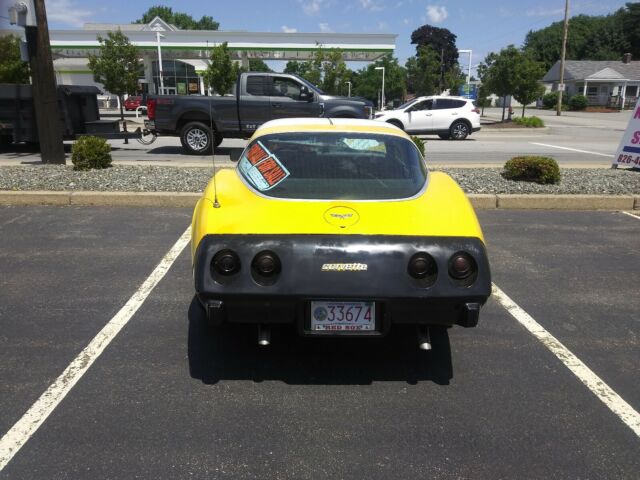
[
  {"x1": 343, "y1": 138, "x2": 384, "y2": 151},
  {"x1": 239, "y1": 141, "x2": 290, "y2": 191}
]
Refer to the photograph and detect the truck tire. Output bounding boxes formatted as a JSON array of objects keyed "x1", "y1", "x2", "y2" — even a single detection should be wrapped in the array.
[
  {"x1": 449, "y1": 120, "x2": 470, "y2": 140},
  {"x1": 180, "y1": 121, "x2": 213, "y2": 155}
]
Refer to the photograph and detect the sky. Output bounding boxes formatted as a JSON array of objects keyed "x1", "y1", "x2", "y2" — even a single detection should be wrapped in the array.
[{"x1": 1, "y1": 0, "x2": 632, "y2": 74}]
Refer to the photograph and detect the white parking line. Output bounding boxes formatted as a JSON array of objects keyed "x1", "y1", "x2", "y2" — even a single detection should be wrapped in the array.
[
  {"x1": 621, "y1": 211, "x2": 640, "y2": 221},
  {"x1": 492, "y1": 283, "x2": 640, "y2": 438},
  {"x1": 0, "y1": 226, "x2": 192, "y2": 472},
  {"x1": 530, "y1": 142, "x2": 612, "y2": 157}
]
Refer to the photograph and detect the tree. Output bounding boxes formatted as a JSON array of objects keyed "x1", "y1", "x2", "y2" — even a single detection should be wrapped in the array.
[
  {"x1": 410, "y1": 24, "x2": 459, "y2": 87},
  {"x1": 353, "y1": 55, "x2": 406, "y2": 107},
  {"x1": 134, "y1": 6, "x2": 219, "y2": 30},
  {"x1": 203, "y1": 42, "x2": 240, "y2": 95},
  {"x1": 512, "y1": 56, "x2": 546, "y2": 116},
  {"x1": 622, "y1": 2, "x2": 640, "y2": 58},
  {"x1": 0, "y1": 35, "x2": 30, "y2": 84},
  {"x1": 88, "y1": 30, "x2": 141, "y2": 121},
  {"x1": 478, "y1": 46, "x2": 521, "y2": 121},
  {"x1": 405, "y1": 45, "x2": 441, "y2": 96},
  {"x1": 248, "y1": 59, "x2": 272, "y2": 72},
  {"x1": 319, "y1": 49, "x2": 349, "y2": 94}
]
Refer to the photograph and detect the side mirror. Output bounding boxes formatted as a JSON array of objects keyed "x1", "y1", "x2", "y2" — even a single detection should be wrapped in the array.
[
  {"x1": 229, "y1": 148, "x2": 243, "y2": 162},
  {"x1": 299, "y1": 86, "x2": 313, "y2": 102}
]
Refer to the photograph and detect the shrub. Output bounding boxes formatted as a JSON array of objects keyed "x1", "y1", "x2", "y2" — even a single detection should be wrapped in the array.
[
  {"x1": 71, "y1": 136, "x2": 112, "y2": 171},
  {"x1": 513, "y1": 116, "x2": 545, "y2": 128},
  {"x1": 569, "y1": 94, "x2": 588, "y2": 110},
  {"x1": 411, "y1": 135, "x2": 425, "y2": 157},
  {"x1": 503, "y1": 156, "x2": 560, "y2": 184},
  {"x1": 542, "y1": 91, "x2": 568, "y2": 109}
]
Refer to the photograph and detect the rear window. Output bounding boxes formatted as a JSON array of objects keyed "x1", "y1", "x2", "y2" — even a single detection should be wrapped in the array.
[{"x1": 237, "y1": 132, "x2": 427, "y2": 200}]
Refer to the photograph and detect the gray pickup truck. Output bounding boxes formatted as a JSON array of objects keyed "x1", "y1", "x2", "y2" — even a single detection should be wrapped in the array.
[{"x1": 147, "y1": 72, "x2": 374, "y2": 154}]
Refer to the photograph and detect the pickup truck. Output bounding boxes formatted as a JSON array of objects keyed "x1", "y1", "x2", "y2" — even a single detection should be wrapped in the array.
[{"x1": 147, "y1": 72, "x2": 374, "y2": 154}]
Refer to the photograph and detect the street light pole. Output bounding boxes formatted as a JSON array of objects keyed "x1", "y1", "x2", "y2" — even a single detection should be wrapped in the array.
[
  {"x1": 458, "y1": 49, "x2": 473, "y2": 94},
  {"x1": 345, "y1": 81, "x2": 352, "y2": 97},
  {"x1": 375, "y1": 66, "x2": 385, "y2": 110},
  {"x1": 156, "y1": 32, "x2": 165, "y2": 95},
  {"x1": 557, "y1": 0, "x2": 570, "y2": 116}
]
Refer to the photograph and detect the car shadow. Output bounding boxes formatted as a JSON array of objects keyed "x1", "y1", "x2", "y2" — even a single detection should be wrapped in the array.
[{"x1": 187, "y1": 296, "x2": 453, "y2": 386}]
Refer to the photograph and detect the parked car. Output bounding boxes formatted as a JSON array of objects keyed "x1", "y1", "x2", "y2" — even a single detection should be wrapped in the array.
[
  {"x1": 190, "y1": 118, "x2": 491, "y2": 348},
  {"x1": 147, "y1": 72, "x2": 373, "y2": 155},
  {"x1": 124, "y1": 95, "x2": 143, "y2": 111},
  {"x1": 374, "y1": 96, "x2": 481, "y2": 140}
]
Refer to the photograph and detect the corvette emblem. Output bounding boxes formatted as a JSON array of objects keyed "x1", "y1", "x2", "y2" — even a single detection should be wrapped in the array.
[
  {"x1": 329, "y1": 212, "x2": 353, "y2": 220},
  {"x1": 323, "y1": 206, "x2": 359, "y2": 227},
  {"x1": 321, "y1": 263, "x2": 368, "y2": 272}
]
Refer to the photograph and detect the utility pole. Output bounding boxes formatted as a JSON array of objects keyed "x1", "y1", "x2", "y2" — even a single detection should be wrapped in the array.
[
  {"x1": 439, "y1": 48, "x2": 445, "y2": 93},
  {"x1": 24, "y1": 0, "x2": 65, "y2": 163},
  {"x1": 556, "y1": 0, "x2": 570, "y2": 116}
]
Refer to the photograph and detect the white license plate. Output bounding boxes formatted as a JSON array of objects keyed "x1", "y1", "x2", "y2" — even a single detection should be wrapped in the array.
[{"x1": 310, "y1": 301, "x2": 375, "y2": 331}]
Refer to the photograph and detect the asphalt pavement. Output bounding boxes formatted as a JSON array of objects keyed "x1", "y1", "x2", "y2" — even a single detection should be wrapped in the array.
[
  {"x1": 0, "y1": 108, "x2": 633, "y2": 168},
  {"x1": 0, "y1": 206, "x2": 638, "y2": 479}
]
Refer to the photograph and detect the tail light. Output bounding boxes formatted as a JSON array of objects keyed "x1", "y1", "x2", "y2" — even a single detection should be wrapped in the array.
[
  {"x1": 448, "y1": 252, "x2": 477, "y2": 285},
  {"x1": 473, "y1": 107, "x2": 480, "y2": 114},
  {"x1": 408, "y1": 252, "x2": 437, "y2": 287},
  {"x1": 146, "y1": 98, "x2": 156, "y2": 120},
  {"x1": 211, "y1": 249, "x2": 241, "y2": 276},
  {"x1": 252, "y1": 251, "x2": 281, "y2": 277}
]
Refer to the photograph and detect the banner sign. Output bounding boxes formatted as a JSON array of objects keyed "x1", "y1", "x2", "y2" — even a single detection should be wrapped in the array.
[
  {"x1": 612, "y1": 97, "x2": 640, "y2": 168},
  {"x1": 458, "y1": 84, "x2": 477, "y2": 99}
]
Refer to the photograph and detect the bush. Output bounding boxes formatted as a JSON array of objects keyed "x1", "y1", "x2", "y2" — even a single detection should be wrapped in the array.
[
  {"x1": 411, "y1": 135, "x2": 425, "y2": 157},
  {"x1": 542, "y1": 91, "x2": 568, "y2": 109},
  {"x1": 503, "y1": 156, "x2": 560, "y2": 184},
  {"x1": 71, "y1": 136, "x2": 112, "y2": 171},
  {"x1": 513, "y1": 116, "x2": 545, "y2": 128},
  {"x1": 569, "y1": 94, "x2": 588, "y2": 111}
]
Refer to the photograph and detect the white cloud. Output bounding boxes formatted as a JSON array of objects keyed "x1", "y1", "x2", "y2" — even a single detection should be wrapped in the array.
[
  {"x1": 377, "y1": 21, "x2": 388, "y2": 30},
  {"x1": 426, "y1": 5, "x2": 448, "y2": 23},
  {"x1": 359, "y1": 0, "x2": 384, "y2": 11},
  {"x1": 45, "y1": 0, "x2": 94, "y2": 27},
  {"x1": 319, "y1": 22, "x2": 334, "y2": 33},
  {"x1": 526, "y1": 7, "x2": 564, "y2": 17},
  {"x1": 281, "y1": 26, "x2": 298, "y2": 33},
  {"x1": 301, "y1": 0, "x2": 325, "y2": 15}
]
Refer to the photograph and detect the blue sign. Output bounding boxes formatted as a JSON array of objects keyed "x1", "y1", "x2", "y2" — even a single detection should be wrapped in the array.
[{"x1": 458, "y1": 84, "x2": 477, "y2": 99}]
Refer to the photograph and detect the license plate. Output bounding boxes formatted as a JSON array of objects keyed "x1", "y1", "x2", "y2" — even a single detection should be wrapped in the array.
[{"x1": 310, "y1": 301, "x2": 375, "y2": 331}]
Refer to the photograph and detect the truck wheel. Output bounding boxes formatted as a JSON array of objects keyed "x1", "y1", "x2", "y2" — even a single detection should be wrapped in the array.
[
  {"x1": 181, "y1": 121, "x2": 212, "y2": 155},
  {"x1": 450, "y1": 121, "x2": 470, "y2": 140}
]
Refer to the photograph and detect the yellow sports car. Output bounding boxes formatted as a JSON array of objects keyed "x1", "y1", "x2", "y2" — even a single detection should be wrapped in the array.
[{"x1": 191, "y1": 118, "x2": 491, "y2": 348}]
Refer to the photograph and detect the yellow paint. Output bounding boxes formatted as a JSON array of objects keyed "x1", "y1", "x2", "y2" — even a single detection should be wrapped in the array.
[
  {"x1": 253, "y1": 123, "x2": 410, "y2": 140},
  {"x1": 190, "y1": 169, "x2": 485, "y2": 261}
]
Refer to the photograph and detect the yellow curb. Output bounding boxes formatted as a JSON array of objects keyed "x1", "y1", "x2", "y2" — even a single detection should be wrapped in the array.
[
  {"x1": 0, "y1": 191, "x2": 70, "y2": 206},
  {"x1": 497, "y1": 194, "x2": 635, "y2": 210},
  {"x1": 69, "y1": 191, "x2": 201, "y2": 207},
  {"x1": 468, "y1": 194, "x2": 497, "y2": 209}
]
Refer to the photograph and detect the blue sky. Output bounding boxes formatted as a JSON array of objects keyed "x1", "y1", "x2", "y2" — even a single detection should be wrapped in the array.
[{"x1": 5, "y1": 0, "x2": 632, "y2": 72}]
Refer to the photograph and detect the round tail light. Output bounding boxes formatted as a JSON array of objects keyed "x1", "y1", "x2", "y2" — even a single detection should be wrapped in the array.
[
  {"x1": 408, "y1": 252, "x2": 437, "y2": 279},
  {"x1": 448, "y1": 252, "x2": 476, "y2": 280},
  {"x1": 252, "y1": 251, "x2": 281, "y2": 277},
  {"x1": 212, "y1": 249, "x2": 241, "y2": 276}
]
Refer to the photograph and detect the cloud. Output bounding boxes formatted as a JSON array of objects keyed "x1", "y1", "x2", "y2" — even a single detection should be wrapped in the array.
[
  {"x1": 425, "y1": 5, "x2": 448, "y2": 23},
  {"x1": 525, "y1": 7, "x2": 564, "y2": 17},
  {"x1": 301, "y1": 0, "x2": 325, "y2": 15},
  {"x1": 45, "y1": 0, "x2": 94, "y2": 27},
  {"x1": 281, "y1": 26, "x2": 298, "y2": 33},
  {"x1": 319, "y1": 22, "x2": 334, "y2": 33},
  {"x1": 359, "y1": 0, "x2": 384, "y2": 11},
  {"x1": 377, "y1": 21, "x2": 388, "y2": 30}
]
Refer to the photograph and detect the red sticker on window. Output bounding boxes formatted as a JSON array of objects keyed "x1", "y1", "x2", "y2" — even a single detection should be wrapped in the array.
[
  {"x1": 256, "y1": 157, "x2": 287, "y2": 187},
  {"x1": 246, "y1": 142, "x2": 269, "y2": 166}
]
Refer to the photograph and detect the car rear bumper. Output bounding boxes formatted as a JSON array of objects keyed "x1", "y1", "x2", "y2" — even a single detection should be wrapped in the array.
[{"x1": 194, "y1": 234, "x2": 491, "y2": 335}]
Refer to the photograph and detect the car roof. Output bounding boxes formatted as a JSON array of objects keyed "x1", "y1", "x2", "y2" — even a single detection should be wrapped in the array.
[{"x1": 252, "y1": 118, "x2": 411, "y2": 140}]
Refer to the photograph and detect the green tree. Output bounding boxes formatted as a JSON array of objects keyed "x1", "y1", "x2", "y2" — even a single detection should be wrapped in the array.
[
  {"x1": 512, "y1": 56, "x2": 546, "y2": 116},
  {"x1": 203, "y1": 42, "x2": 240, "y2": 95},
  {"x1": 248, "y1": 59, "x2": 272, "y2": 72},
  {"x1": 478, "y1": 46, "x2": 521, "y2": 121},
  {"x1": 134, "y1": 5, "x2": 219, "y2": 30},
  {"x1": 88, "y1": 30, "x2": 141, "y2": 121},
  {"x1": 319, "y1": 48, "x2": 348, "y2": 94},
  {"x1": 405, "y1": 45, "x2": 440, "y2": 96},
  {"x1": 353, "y1": 55, "x2": 406, "y2": 107},
  {"x1": 0, "y1": 35, "x2": 30, "y2": 84},
  {"x1": 410, "y1": 24, "x2": 459, "y2": 89},
  {"x1": 622, "y1": 2, "x2": 640, "y2": 58}
]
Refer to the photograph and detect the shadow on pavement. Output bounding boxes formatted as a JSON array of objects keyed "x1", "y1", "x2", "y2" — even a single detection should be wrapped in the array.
[{"x1": 187, "y1": 296, "x2": 453, "y2": 386}]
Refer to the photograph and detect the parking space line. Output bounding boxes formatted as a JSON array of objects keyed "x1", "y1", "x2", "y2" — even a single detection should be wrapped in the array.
[
  {"x1": 492, "y1": 283, "x2": 640, "y2": 438},
  {"x1": 621, "y1": 211, "x2": 640, "y2": 221},
  {"x1": 530, "y1": 142, "x2": 612, "y2": 157},
  {"x1": 0, "y1": 226, "x2": 192, "y2": 472}
]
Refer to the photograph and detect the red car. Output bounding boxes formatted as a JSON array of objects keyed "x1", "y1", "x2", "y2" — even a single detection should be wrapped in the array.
[{"x1": 124, "y1": 96, "x2": 142, "y2": 111}]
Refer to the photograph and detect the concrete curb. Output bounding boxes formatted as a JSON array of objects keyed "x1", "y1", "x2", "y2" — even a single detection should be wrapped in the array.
[{"x1": 0, "y1": 191, "x2": 638, "y2": 210}]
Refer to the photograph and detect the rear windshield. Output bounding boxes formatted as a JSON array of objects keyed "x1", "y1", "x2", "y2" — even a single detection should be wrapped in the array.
[{"x1": 237, "y1": 132, "x2": 427, "y2": 200}]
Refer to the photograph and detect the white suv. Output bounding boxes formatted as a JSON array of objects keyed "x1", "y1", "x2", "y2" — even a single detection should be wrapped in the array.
[{"x1": 374, "y1": 96, "x2": 481, "y2": 140}]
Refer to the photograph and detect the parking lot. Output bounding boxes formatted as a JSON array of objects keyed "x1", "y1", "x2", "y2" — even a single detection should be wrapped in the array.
[{"x1": 0, "y1": 206, "x2": 638, "y2": 479}]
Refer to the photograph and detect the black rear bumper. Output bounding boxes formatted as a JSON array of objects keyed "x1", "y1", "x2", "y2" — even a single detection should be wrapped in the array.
[{"x1": 194, "y1": 234, "x2": 491, "y2": 335}]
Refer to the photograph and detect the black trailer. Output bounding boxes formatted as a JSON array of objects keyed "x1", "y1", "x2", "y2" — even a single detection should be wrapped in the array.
[{"x1": 0, "y1": 84, "x2": 153, "y2": 146}]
